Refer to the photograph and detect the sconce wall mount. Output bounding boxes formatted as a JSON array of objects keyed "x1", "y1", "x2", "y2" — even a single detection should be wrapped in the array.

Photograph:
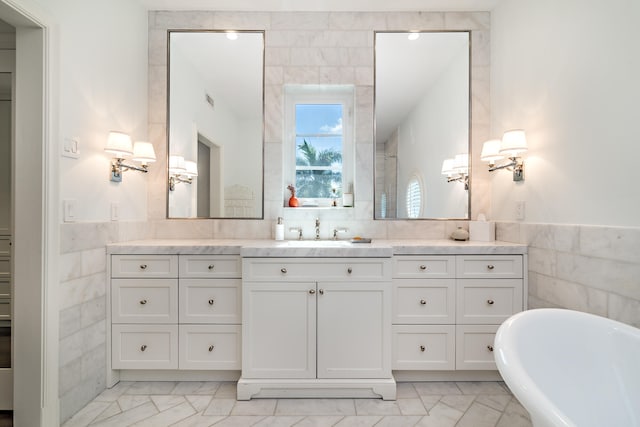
[
  {"x1": 168, "y1": 155, "x2": 198, "y2": 191},
  {"x1": 481, "y1": 129, "x2": 527, "y2": 182},
  {"x1": 105, "y1": 132, "x2": 156, "y2": 183}
]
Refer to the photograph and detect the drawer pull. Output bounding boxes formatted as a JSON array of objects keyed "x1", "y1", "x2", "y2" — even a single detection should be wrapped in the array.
[
  {"x1": 487, "y1": 345, "x2": 494, "y2": 352},
  {"x1": 420, "y1": 345, "x2": 426, "y2": 352},
  {"x1": 139, "y1": 264, "x2": 148, "y2": 270},
  {"x1": 208, "y1": 345, "x2": 215, "y2": 352},
  {"x1": 140, "y1": 345, "x2": 147, "y2": 352},
  {"x1": 487, "y1": 264, "x2": 495, "y2": 270},
  {"x1": 208, "y1": 299, "x2": 215, "y2": 305},
  {"x1": 319, "y1": 289, "x2": 324, "y2": 295},
  {"x1": 208, "y1": 264, "x2": 215, "y2": 270},
  {"x1": 309, "y1": 289, "x2": 316, "y2": 294},
  {"x1": 281, "y1": 267, "x2": 287, "y2": 274},
  {"x1": 419, "y1": 265, "x2": 427, "y2": 271},
  {"x1": 347, "y1": 267, "x2": 353, "y2": 274},
  {"x1": 139, "y1": 299, "x2": 147, "y2": 305},
  {"x1": 420, "y1": 299, "x2": 427, "y2": 305},
  {"x1": 487, "y1": 299, "x2": 495, "y2": 305}
]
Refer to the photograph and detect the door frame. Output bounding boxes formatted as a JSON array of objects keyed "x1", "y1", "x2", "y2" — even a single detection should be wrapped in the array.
[{"x1": 0, "y1": 1, "x2": 58, "y2": 426}]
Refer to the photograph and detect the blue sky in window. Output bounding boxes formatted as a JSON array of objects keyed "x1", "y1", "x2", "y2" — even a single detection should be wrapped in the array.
[{"x1": 296, "y1": 104, "x2": 343, "y2": 153}]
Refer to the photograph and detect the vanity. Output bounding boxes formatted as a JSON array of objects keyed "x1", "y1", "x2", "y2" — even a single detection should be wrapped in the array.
[{"x1": 106, "y1": 239, "x2": 527, "y2": 400}]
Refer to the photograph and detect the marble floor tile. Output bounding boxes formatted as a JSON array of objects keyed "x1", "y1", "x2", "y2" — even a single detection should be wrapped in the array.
[{"x1": 71, "y1": 381, "x2": 532, "y2": 427}]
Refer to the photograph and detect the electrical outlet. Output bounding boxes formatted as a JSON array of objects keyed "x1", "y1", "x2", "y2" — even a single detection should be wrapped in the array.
[
  {"x1": 111, "y1": 202, "x2": 120, "y2": 221},
  {"x1": 515, "y1": 201, "x2": 526, "y2": 220}
]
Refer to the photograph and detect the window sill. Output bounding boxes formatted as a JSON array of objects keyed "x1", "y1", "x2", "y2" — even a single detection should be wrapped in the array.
[{"x1": 284, "y1": 206, "x2": 353, "y2": 210}]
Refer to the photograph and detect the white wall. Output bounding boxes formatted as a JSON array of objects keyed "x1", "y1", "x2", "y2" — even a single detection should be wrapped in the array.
[
  {"x1": 53, "y1": 0, "x2": 149, "y2": 222},
  {"x1": 490, "y1": 0, "x2": 640, "y2": 226}
]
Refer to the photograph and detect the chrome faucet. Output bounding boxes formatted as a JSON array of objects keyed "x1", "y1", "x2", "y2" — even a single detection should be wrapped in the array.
[
  {"x1": 315, "y1": 218, "x2": 320, "y2": 240},
  {"x1": 332, "y1": 228, "x2": 348, "y2": 240},
  {"x1": 290, "y1": 227, "x2": 303, "y2": 240}
]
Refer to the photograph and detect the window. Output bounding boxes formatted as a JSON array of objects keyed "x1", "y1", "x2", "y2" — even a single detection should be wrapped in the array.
[
  {"x1": 406, "y1": 174, "x2": 423, "y2": 218},
  {"x1": 284, "y1": 86, "x2": 354, "y2": 206}
]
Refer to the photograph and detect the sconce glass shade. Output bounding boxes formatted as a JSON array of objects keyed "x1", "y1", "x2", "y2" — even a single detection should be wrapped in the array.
[
  {"x1": 169, "y1": 155, "x2": 186, "y2": 174},
  {"x1": 480, "y1": 139, "x2": 504, "y2": 163},
  {"x1": 500, "y1": 129, "x2": 528, "y2": 157},
  {"x1": 441, "y1": 158, "x2": 455, "y2": 176},
  {"x1": 453, "y1": 153, "x2": 469, "y2": 174},
  {"x1": 132, "y1": 141, "x2": 157, "y2": 164},
  {"x1": 104, "y1": 131, "x2": 133, "y2": 157},
  {"x1": 183, "y1": 160, "x2": 198, "y2": 178}
]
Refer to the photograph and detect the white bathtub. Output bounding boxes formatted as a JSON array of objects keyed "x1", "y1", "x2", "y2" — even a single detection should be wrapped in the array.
[{"x1": 494, "y1": 308, "x2": 640, "y2": 427}]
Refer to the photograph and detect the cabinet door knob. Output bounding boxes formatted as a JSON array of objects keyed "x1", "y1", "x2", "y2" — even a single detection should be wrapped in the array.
[
  {"x1": 139, "y1": 264, "x2": 148, "y2": 270},
  {"x1": 139, "y1": 299, "x2": 147, "y2": 305},
  {"x1": 208, "y1": 299, "x2": 215, "y2": 305},
  {"x1": 309, "y1": 289, "x2": 316, "y2": 294},
  {"x1": 419, "y1": 265, "x2": 427, "y2": 271},
  {"x1": 487, "y1": 264, "x2": 495, "y2": 270},
  {"x1": 347, "y1": 267, "x2": 353, "y2": 274},
  {"x1": 487, "y1": 299, "x2": 495, "y2": 305},
  {"x1": 209, "y1": 345, "x2": 215, "y2": 352},
  {"x1": 208, "y1": 264, "x2": 215, "y2": 270},
  {"x1": 319, "y1": 289, "x2": 324, "y2": 295},
  {"x1": 487, "y1": 345, "x2": 494, "y2": 352},
  {"x1": 140, "y1": 345, "x2": 147, "y2": 352},
  {"x1": 420, "y1": 345, "x2": 426, "y2": 352},
  {"x1": 281, "y1": 267, "x2": 287, "y2": 274},
  {"x1": 420, "y1": 299, "x2": 427, "y2": 305}
]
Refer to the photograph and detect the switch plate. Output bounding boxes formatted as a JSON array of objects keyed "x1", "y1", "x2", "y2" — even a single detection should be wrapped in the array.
[
  {"x1": 63, "y1": 199, "x2": 77, "y2": 222},
  {"x1": 61, "y1": 137, "x2": 80, "y2": 159},
  {"x1": 515, "y1": 201, "x2": 526, "y2": 220}
]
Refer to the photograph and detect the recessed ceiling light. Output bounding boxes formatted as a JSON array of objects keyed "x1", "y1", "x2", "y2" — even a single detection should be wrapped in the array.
[
  {"x1": 408, "y1": 33, "x2": 420, "y2": 41},
  {"x1": 226, "y1": 32, "x2": 238, "y2": 40}
]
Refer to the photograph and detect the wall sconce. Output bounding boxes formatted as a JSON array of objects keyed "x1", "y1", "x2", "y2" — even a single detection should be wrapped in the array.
[
  {"x1": 441, "y1": 153, "x2": 469, "y2": 190},
  {"x1": 104, "y1": 131, "x2": 156, "y2": 182},
  {"x1": 481, "y1": 129, "x2": 528, "y2": 181},
  {"x1": 168, "y1": 155, "x2": 198, "y2": 191}
]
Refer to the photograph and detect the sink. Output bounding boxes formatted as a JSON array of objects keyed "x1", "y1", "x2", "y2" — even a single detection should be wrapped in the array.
[{"x1": 286, "y1": 240, "x2": 352, "y2": 247}]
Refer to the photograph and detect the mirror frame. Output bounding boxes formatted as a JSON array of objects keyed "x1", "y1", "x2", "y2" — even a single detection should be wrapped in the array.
[
  {"x1": 373, "y1": 30, "x2": 472, "y2": 221},
  {"x1": 166, "y1": 29, "x2": 266, "y2": 219}
]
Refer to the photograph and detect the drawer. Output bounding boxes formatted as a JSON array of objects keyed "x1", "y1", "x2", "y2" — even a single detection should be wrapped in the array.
[
  {"x1": 0, "y1": 238, "x2": 10, "y2": 257},
  {"x1": 392, "y1": 325, "x2": 455, "y2": 370},
  {"x1": 243, "y1": 258, "x2": 391, "y2": 282},
  {"x1": 456, "y1": 255, "x2": 522, "y2": 278},
  {"x1": 456, "y1": 279, "x2": 523, "y2": 324},
  {"x1": 112, "y1": 324, "x2": 178, "y2": 369},
  {"x1": 111, "y1": 279, "x2": 178, "y2": 324},
  {"x1": 179, "y1": 324, "x2": 241, "y2": 370},
  {"x1": 111, "y1": 255, "x2": 178, "y2": 278},
  {"x1": 393, "y1": 256, "x2": 455, "y2": 278},
  {"x1": 0, "y1": 257, "x2": 9, "y2": 279},
  {"x1": 0, "y1": 280, "x2": 9, "y2": 299},
  {"x1": 393, "y1": 279, "x2": 455, "y2": 324},
  {"x1": 179, "y1": 255, "x2": 241, "y2": 278},
  {"x1": 0, "y1": 299, "x2": 9, "y2": 319},
  {"x1": 179, "y1": 279, "x2": 241, "y2": 324},
  {"x1": 456, "y1": 325, "x2": 498, "y2": 370}
]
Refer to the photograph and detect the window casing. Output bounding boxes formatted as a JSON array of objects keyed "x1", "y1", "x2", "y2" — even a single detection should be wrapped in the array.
[
  {"x1": 284, "y1": 85, "x2": 354, "y2": 207},
  {"x1": 406, "y1": 174, "x2": 424, "y2": 218}
]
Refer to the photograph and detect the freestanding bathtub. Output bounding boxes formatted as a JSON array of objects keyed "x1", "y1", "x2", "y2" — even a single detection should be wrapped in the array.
[{"x1": 494, "y1": 308, "x2": 640, "y2": 427}]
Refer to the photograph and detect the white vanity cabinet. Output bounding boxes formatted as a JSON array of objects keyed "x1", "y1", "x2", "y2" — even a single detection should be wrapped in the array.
[
  {"x1": 110, "y1": 254, "x2": 241, "y2": 371},
  {"x1": 392, "y1": 254, "x2": 526, "y2": 373},
  {"x1": 238, "y1": 257, "x2": 396, "y2": 400}
]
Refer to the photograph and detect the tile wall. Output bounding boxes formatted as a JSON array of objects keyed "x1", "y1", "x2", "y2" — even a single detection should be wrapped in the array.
[
  {"x1": 497, "y1": 222, "x2": 640, "y2": 328},
  {"x1": 58, "y1": 222, "x2": 150, "y2": 422}
]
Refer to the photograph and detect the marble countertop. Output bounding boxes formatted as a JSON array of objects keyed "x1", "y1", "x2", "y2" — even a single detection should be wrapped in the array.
[{"x1": 107, "y1": 239, "x2": 527, "y2": 257}]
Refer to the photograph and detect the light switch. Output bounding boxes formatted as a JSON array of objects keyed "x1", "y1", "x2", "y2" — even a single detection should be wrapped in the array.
[
  {"x1": 63, "y1": 199, "x2": 77, "y2": 222},
  {"x1": 111, "y1": 202, "x2": 119, "y2": 221},
  {"x1": 61, "y1": 137, "x2": 80, "y2": 159}
]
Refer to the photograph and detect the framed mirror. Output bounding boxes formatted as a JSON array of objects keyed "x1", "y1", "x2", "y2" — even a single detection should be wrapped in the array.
[
  {"x1": 167, "y1": 30, "x2": 264, "y2": 218},
  {"x1": 374, "y1": 31, "x2": 470, "y2": 220}
]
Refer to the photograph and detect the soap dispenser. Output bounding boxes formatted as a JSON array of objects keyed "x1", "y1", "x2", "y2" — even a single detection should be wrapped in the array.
[{"x1": 274, "y1": 217, "x2": 284, "y2": 241}]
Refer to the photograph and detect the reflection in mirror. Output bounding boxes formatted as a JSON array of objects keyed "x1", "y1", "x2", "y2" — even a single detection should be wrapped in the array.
[
  {"x1": 168, "y1": 31, "x2": 264, "y2": 218},
  {"x1": 374, "y1": 31, "x2": 470, "y2": 219}
]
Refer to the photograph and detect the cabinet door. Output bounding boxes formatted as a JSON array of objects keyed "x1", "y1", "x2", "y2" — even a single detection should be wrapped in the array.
[
  {"x1": 242, "y1": 281, "x2": 316, "y2": 379},
  {"x1": 317, "y1": 282, "x2": 391, "y2": 379}
]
